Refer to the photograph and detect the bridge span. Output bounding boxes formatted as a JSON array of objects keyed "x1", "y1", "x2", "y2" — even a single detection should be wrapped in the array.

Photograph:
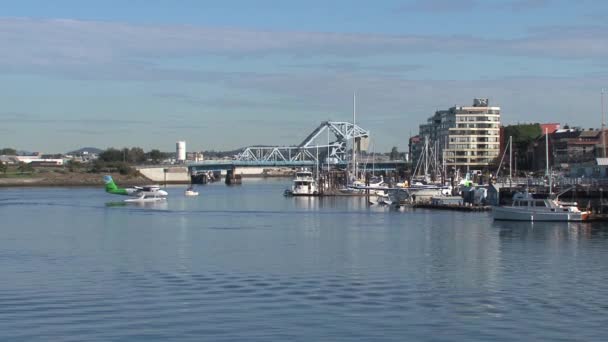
[
  {"x1": 187, "y1": 120, "x2": 407, "y2": 179},
  {"x1": 187, "y1": 160, "x2": 407, "y2": 174}
]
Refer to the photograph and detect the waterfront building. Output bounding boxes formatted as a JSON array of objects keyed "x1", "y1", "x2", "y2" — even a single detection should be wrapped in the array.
[
  {"x1": 416, "y1": 98, "x2": 501, "y2": 173},
  {"x1": 540, "y1": 123, "x2": 560, "y2": 134},
  {"x1": 408, "y1": 135, "x2": 422, "y2": 167},
  {"x1": 569, "y1": 158, "x2": 608, "y2": 178},
  {"x1": 532, "y1": 128, "x2": 608, "y2": 171}
]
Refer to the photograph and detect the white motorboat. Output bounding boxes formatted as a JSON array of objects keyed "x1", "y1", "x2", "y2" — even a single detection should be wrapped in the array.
[
  {"x1": 493, "y1": 192, "x2": 590, "y2": 222},
  {"x1": 285, "y1": 170, "x2": 319, "y2": 196},
  {"x1": 386, "y1": 184, "x2": 450, "y2": 204},
  {"x1": 185, "y1": 186, "x2": 199, "y2": 196}
]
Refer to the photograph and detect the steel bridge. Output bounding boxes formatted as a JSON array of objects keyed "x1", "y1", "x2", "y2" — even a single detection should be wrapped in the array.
[
  {"x1": 188, "y1": 159, "x2": 406, "y2": 173},
  {"x1": 236, "y1": 121, "x2": 369, "y2": 163},
  {"x1": 186, "y1": 121, "x2": 402, "y2": 175}
]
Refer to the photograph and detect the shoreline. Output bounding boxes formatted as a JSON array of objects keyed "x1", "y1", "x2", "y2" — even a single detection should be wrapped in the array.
[
  {"x1": 0, "y1": 172, "x2": 158, "y2": 188},
  {"x1": 0, "y1": 181, "x2": 192, "y2": 188},
  {"x1": 0, "y1": 174, "x2": 294, "y2": 188}
]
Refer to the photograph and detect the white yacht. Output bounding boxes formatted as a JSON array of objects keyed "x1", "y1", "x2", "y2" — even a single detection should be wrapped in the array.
[
  {"x1": 348, "y1": 175, "x2": 387, "y2": 196},
  {"x1": 493, "y1": 192, "x2": 590, "y2": 222},
  {"x1": 285, "y1": 170, "x2": 319, "y2": 196}
]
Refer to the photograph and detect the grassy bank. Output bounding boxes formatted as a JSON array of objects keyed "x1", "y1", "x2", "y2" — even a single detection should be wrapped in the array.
[{"x1": 0, "y1": 168, "x2": 154, "y2": 187}]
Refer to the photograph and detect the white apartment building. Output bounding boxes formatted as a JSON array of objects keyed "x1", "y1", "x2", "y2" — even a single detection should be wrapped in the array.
[{"x1": 418, "y1": 98, "x2": 501, "y2": 172}]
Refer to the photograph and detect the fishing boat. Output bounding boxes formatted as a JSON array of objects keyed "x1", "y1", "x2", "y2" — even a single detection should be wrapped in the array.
[
  {"x1": 493, "y1": 128, "x2": 590, "y2": 222},
  {"x1": 284, "y1": 170, "x2": 319, "y2": 196},
  {"x1": 493, "y1": 192, "x2": 590, "y2": 221}
]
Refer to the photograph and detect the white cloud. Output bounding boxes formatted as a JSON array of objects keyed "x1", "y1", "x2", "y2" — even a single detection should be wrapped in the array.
[
  {"x1": 1, "y1": 17, "x2": 608, "y2": 77},
  {"x1": 1, "y1": 17, "x2": 607, "y2": 151}
]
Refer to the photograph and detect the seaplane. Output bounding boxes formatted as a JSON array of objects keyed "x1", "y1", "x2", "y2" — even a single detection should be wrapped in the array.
[{"x1": 103, "y1": 175, "x2": 168, "y2": 202}]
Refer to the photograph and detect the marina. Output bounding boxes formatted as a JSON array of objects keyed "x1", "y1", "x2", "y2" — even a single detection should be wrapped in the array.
[{"x1": 3, "y1": 1, "x2": 608, "y2": 341}]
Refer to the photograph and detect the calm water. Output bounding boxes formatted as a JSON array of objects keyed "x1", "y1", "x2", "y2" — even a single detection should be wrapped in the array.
[{"x1": 2, "y1": 179, "x2": 608, "y2": 341}]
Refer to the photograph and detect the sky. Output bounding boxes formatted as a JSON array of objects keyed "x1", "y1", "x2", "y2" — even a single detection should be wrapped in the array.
[{"x1": 1, "y1": 0, "x2": 608, "y2": 153}]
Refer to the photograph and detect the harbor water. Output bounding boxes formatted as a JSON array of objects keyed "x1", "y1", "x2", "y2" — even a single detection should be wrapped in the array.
[{"x1": 2, "y1": 179, "x2": 608, "y2": 341}]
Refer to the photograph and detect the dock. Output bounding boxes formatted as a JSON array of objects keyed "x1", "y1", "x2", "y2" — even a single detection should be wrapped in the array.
[{"x1": 412, "y1": 203, "x2": 492, "y2": 212}]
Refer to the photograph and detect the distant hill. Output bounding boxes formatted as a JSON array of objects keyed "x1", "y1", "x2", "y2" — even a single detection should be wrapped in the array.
[{"x1": 68, "y1": 147, "x2": 103, "y2": 155}]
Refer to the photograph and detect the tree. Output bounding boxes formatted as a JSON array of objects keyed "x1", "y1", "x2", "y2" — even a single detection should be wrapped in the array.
[
  {"x1": 389, "y1": 146, "x2": 400, "y2": 160},
  {"x1": 127, "y1": 147, "x2": 146, "y2": 164},
  {"x1": 101, "y1": 147, "x2": 147, "y2": 164},
  {"x1": 17, "y1": 162, "x2": 34, "y2": 174},
  {"x1": 116, "y1": 162, "x2": 137, "y2": 175},
  {"x1": 99, "y1": 148, "x2": 124, "y2": 162},
  {"x1": 147, "y1": 149, "x2": 163, "y2": 164},
  {"x1": 89, "y1": 159, "x2": 107, "y2": 173},
  {"x1": 0, "y1": 148, "x2": 17, "y2": 155},
  {"x1": 66, "y1": 160, "x2": 83, "y2": 172},
  {"x1": 503, "y1": 124, "x2": 542, "y2": 171},
  {"x1": 0, "y1": 162, "x2": 7, "y2": 174}
]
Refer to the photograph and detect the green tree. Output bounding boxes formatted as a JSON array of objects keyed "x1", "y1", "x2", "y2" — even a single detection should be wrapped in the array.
[
  {"x1": 389, "y1": 146, "x2": 400, "y2": 160},
  {"x1": 147, "y1": 149, "x2": 163, "y2": 164},
  {"x1": 0, "y1": 162, "x2": 7, "y2": 174},
  {"x1": 127, "y1": 147, "x2": 146, "y2": 164},
  {"x1": 66, "y1": 160, "x2": 83, "y2": 172},
  {"x1": 116, "y1": 162, "x2": 136, "y2": 175},
  {"x1": 0, "y1": 148, "x2": 17, "y2": 155},
  {"x1": 101, "y1": 147, "x2": 146, "y2": 164},
  {"x1": 503, "y1": 124, "x2": 542, "y2": 171},
  {"x1": 99, "y1": 148, "x2": 124, "y2": 162},
  {"x1": 90, "y1": 159, "x2": 107, "y2": 173},
  {"x1": 17, "y1": 162, "x2": 34, "y2": 174}
]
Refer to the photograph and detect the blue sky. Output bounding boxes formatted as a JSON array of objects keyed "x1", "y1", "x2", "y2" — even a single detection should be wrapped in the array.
[{"x1": 1, "y1": 0, "x2": 608, "y2": 152}]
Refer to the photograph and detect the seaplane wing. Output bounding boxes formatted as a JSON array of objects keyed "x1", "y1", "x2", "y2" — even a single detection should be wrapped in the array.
[{"x1": 134, "y1": 185, "x2": 161, "y2": 191}]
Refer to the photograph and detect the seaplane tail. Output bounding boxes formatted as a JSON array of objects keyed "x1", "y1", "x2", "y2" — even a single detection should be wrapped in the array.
[{"x1": 104, "y1": 175, "x2": 129, "y2": 195}]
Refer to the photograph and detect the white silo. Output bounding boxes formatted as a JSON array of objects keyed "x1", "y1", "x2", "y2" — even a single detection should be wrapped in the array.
[{"x1": 176, "y1": 141, "x2": 186, "y2": 163}]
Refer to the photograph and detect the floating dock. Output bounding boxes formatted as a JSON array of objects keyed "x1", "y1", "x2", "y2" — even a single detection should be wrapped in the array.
[{"x1": 412, "y1": 203, "x2": 492, "y2": 212}]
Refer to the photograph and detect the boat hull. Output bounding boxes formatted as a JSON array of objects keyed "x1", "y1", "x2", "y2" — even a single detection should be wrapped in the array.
[{"x1": 493, "y1": 207, "x2": 590, "y2": 222}]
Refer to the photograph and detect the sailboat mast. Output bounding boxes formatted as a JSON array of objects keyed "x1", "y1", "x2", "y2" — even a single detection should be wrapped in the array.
[
  {"x1": 352, "y1": 92, "x2": 357, "y2": 179},
  {"x1": 509, "y1": 136, "x2": 512, "y2": 180},
  {"x1": 372, "y1": 142, "x2": 375, "y2": 176},
  {"x1": 545, "y1": 128, "x2": 552, "y2": 194},
  {"x1": 424, "y1": 136, "x2": 429, "y2": 178},
  {"x1": 545, "y1": 128, "x2": 549, "y2": 177},
  {"x1": 327, "y1": 126, "x2": 330, "y2": 167},
  {"x1": 602, "y1": 88, "x2": 606, "y2": 158}
]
